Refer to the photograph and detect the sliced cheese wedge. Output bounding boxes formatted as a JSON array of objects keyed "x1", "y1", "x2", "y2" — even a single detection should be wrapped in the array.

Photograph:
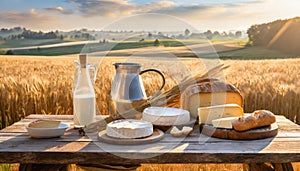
[
  {"x1": 212, "y1": 117, "x2": 238, "y2": 129},
  {"x1": 198, "y1": 104, "x2": 244, "y2": 124}
]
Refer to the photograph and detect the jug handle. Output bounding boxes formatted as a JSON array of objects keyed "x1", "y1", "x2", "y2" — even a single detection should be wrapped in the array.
[
  {"x1": 88, "y1": 64, "x2": 97, "y2": 82},
  {"x1": 140, "y1": 69, "x2": 166, "y2": 95}
]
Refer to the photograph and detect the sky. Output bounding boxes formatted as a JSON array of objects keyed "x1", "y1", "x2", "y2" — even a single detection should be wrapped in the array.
[{"x1": 0, "y1": 0, "x2": 299, "y2": 32}]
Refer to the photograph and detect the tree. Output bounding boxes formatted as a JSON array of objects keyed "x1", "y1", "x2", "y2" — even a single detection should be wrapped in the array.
[
  {"x1": 5, "y1": 50, "x2": 14, "y2": 55},
  {"x1": 235, "y1": 31, "x2": 242, "y2": 38},
  {"x1": 204, "y1": 30, "x2": 213, "y2": 40},
  {"x1": 154, "y1": 39, "x2": 160, "y2": 46},
  {"x1": 228, "y1": 32, "x2": 234, "y2": 38},
  {"x1": 213, "y1": 31, "x2": 220, "y2": 38},
  {"x1": 184, "y1": 29, "x2": 190, "y2": 37}
]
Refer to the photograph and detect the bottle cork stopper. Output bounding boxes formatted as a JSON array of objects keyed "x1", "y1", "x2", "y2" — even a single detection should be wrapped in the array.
[{"x1": 79, "y1": 54, "x2": 87, "y2": 67}]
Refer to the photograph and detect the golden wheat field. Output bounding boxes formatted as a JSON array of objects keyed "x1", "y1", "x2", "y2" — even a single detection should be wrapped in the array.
[{"x1": 0, "y1": 54, "x2": 300, "y2": 170}]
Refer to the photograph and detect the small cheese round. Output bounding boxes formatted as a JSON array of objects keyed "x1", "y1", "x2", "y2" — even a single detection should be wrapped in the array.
[
  {"x1": 142, "y1": 107, "x2": 190, "y2": 126},
  {"x1": 106, "y1": 119, "x2": 153, "y2": 139}
]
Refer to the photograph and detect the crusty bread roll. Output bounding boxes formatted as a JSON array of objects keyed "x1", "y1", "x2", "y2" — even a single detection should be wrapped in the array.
[{"x1": 232, "y1": 110, "x2": 276, "y2": 131}]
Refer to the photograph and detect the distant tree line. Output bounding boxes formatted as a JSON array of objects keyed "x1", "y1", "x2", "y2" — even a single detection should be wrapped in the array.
[
  {"x1": 0, "y1": 27, "x2": 95, "y2": 41},
  {"x1": 175, "y1": 29, "x2": 243, "y2": 40},
  {"x1": 247, "y1": 17, "x2": 300, "y2": 54},
  {"x1": 0, "y1": 27, "x2": 59, "y2": 40}
]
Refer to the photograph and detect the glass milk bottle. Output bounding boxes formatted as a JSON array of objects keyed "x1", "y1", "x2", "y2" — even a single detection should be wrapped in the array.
[{"x1": 73, "y1": 54, "x2": 96, "y2": 128}]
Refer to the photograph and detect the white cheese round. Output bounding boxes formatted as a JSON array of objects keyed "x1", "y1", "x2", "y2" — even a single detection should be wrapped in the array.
[
  {"x1": 106, "y1": 119, "x2": 153, "y2": 139},
  {"x1": 142, "y1": 107, "x2": 190, "y2": 126}
]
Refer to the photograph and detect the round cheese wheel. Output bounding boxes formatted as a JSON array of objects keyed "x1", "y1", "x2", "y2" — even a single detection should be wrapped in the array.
[
  {"x1": 142, "y1": 107, "x2": 190, "y2": 126},
  {"x1": 106, "y1": 119, "x2": 153, "y2": 139}
]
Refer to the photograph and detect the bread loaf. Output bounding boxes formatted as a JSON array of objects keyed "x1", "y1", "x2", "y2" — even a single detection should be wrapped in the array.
[
  {"x1": 181, "y1": 80, "x2": 243, "y2": 118},
  {"x1": 232, "y1": 110, "x2": 276, "y2": 131}
]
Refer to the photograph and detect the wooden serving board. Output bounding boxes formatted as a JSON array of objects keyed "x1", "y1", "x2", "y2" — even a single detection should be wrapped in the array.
[
  {"x1": 201, "y1": 123, "x2": 278, "y2": 140},
  {"x1": 98, "y1": 128, "x2": 164, "y2": 145}
]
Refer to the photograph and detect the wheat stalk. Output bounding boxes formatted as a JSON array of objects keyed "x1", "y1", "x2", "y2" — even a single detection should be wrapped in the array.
[{"x1": 84, "y1": 64, "x2": 229, "y2": 132}]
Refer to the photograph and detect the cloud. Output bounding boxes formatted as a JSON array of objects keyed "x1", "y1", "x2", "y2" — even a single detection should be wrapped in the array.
[
  {"x1": 69, "y1": 0, "x2": 178, "y2": 17},
  {"x1": 69, "y1": 0, "x2": 133, "y2": 17},
  {"x1": 44, "y1": 6, "x2": 74, "y2": 15},
  {"x1": 68, "y1": 0, "x2": 263, "y2": 18},
  {"x1": 0, "y1": 9, "x2": 57, "y2": 29}
]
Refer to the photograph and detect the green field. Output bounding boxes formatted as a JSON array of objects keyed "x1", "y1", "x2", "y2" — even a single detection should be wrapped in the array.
[
  {"x1": 1, "y1": 38, "x2": 299, "y2": 60},
  {"x1": 5, "y1": 39, "x2": 197, "y2": 56},
  {"x1": 0, "y1": 39, "x2": 79, "y2": 49},
  {"x1": 213, "y1": 46, "x2": 297, "y2": 60}
]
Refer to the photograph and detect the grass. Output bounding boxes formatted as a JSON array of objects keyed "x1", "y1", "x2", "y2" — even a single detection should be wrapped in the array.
[
  {"x1": 0, "y1": 39, "x2": 78, "y2": 49},
  {"x1": 213, "y1": 46, "x2": 297, "y2": 60},
  {"x1": 0, "y1": 164, "x2": 10, "y2": 171},
  {"x1": 0, "y1": 49, "x2": 6, "y2": 55},
  {"x1": 4, "y1": 39, "x2": 298, "y2": 61},
  {"x1": 0, "y1": 54, "x2": 300, "y2": 127},
  {"x1": 4, "y1": 39, "x2": 207, "y2": 56},
  {"x1": 0, "y1": 49, "x2": 300, "y2": 170}
]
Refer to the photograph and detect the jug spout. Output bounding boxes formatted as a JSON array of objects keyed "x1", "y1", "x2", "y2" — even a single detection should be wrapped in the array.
[{"x1": 114, "y1": 63, "x2": 142, "y2": 73}]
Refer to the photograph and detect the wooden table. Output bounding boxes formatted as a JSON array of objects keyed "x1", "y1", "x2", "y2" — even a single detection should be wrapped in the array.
[{"x1": 0, "y1": 114, "x2": 300, "y2": 171}]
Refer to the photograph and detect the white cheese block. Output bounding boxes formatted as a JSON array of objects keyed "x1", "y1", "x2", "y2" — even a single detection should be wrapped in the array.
[
  {"x1": 212, "y1": 117, "x2": 238, "y2": 129},
  {"x1": 142, "y1": 107, "x2": 190, "y2": 126},
  {"x1": 106, "y1": 119, "x2": 153, "y2": 139},
  {"x1": 198, "y1": 104, "x2": 244, "y2": 124}
]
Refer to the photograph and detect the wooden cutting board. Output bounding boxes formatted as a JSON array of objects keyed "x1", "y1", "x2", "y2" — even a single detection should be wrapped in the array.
[
  {"x1": 201, "y1": 123, "x2": 278, "y2": 140},
  {"x1": 98, "y1": 128, "x2": 164, "y2": 145}
]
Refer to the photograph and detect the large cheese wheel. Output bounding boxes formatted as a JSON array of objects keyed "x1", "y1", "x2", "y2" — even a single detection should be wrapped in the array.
[
  {"x1": 180, "y1": 80, "x2": 243, "y2": 118},
  {"x1": 142, "y1": 107, "x2": 190, "y2": 126},
  {"x1": 106, "y1": 119, "x2": 153, "y2": 139}
]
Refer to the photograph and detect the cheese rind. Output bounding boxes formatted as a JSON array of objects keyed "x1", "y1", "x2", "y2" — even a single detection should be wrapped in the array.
[
  {"x1": 180, "y1": 81, "x2": 244, "y2": 118},
  {"x1": 198, "y1": 104, "x2": 244, "y2": 124},
  {"x1": 187, "y1": 92, "x2": 243, "y2": 118},
  {"x1": 106, "y1": 119, "x2": 153, "y2": 139},
  {"x1": 212, "y1": 117, "x2": 238, "y2": 129},
  {"x1": 142, "y1": 107, "x2": 190, "y2": 126}
]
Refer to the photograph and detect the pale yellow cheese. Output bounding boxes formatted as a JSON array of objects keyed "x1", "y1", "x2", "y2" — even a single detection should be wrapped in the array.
[
  {"x1": 212, "y1": 117, "x2": 238, "y2": 129},
  {"x1": 187, "y1": 92, "x2": 243, "y2": 118},
  {"x1": 198, "y1": 104, "x2": 244, "y2": 124}
]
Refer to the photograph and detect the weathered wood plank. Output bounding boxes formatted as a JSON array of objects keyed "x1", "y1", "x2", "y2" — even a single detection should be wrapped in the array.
[
  {"x1": 1, "y1": 136, "x2": 300, "y2": 154},
  {"x1": 0, "y1": 115, "x2": 299, "y2": 165},
  {"x1": 0, "y1": 151, "x2": 299, "y2": 165},
  {"x1": 1, "y1": 131, "x2": 299, "y2": 144}
]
